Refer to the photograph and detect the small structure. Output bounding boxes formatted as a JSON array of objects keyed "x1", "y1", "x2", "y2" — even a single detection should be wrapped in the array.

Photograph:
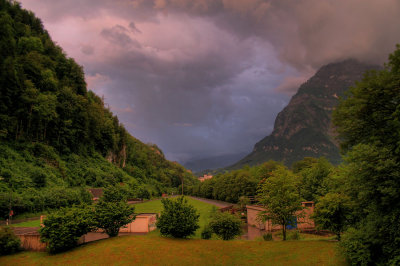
[
  {"x1": 12, "y1": 227, "x2": 47, "y2": 251},
  {"x1": 119, "y1": 213, "x2": 157, "y2": 233},
  {"x1": 247, "y1": 201, "x2": 315, "y2": 231},
  {"x1": 198, "y1": 174, "x2": 213, "y2": 182}
]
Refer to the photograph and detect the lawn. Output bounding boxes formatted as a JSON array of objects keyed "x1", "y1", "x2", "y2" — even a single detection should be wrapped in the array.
[
  {"x1": 0, "y1": 235, "x2": 345, "y2": 266},
  {"x1": 11, "y1": 220, "x2": 41, "y2": 227},
  {"x1": 134, "y1": 196, "x2": 217, "y2": 238}
]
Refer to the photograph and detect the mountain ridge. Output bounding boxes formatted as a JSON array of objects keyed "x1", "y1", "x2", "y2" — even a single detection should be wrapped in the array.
[{"x1": 228, "y1": 59, "x2": 381, "y2": 169}]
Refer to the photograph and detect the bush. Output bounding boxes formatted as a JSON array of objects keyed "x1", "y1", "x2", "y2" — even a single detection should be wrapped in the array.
[
  {"x1": 156, "y1": 196, "x2": 199, "y2": 238},
  {"x1": 0, "y1": 226, "x2": 21, "y2": 255},
  {"x1": 39, "y1": 206, "x2": 95, "y2": 253},
  {"x1": 288, "y1": 230, "x2": 301, "y2": 240},
  {"x1": 339, "y1": 228, "x2": 372, "y2": 265},
  {"x1": 262, "y1": 233, "x2": 273, "y2": 241},
  {"x1": 201, "y1": 225, "x2": 213, "y2": 239},
  {"x1": 209, "y1": 212, "x2": 242, "y2": 240},
  {"x1": 94, "y1": 201, "x2": 135, "y2": 237}
]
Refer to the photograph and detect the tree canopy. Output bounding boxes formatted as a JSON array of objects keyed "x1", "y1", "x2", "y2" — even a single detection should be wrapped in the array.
[
  {"x1": 256, "y1": 165, "x2": 303, "y2": 241},
  {"x1": 333, "y1": 44, "x2": 400, "y2": 265}
]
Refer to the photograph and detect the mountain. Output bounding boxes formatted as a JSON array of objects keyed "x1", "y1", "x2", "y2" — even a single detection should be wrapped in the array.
[
  {"x1": 0, "y1": 0, "x2": 197, "y2": 218},
  {"x1": 183, "y1": 152, "x2": 248, "y2": 173},
  {"x1": 228, "y1": 59, "x2": 381, "y2": 169}
]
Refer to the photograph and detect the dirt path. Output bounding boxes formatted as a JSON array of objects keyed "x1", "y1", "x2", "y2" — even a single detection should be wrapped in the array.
[{"x1": 188, "y1": 196, "x2": 234, "y2": 208}]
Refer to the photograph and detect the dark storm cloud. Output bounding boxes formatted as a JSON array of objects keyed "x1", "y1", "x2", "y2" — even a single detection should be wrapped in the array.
[
  {"x1": 80, "y1": 44, "x2": 94, "y2": 55},
  {"x1": 18, "y1": 0, "x2": 400, "y2": 163},
  {"x1": 128, "y1": 22, "x2": 142, "y2": 34},
  {"x1": 101, "y1": 25, "x2": 141, "y2": 48}
]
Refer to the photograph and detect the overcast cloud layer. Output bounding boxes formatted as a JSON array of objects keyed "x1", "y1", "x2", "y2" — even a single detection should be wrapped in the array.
[{"x1": 19, "y1": 0, "x2": 400, "y2": 163}]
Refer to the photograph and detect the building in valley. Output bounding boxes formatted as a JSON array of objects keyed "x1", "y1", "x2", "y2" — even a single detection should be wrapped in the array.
[{"x1": 247, "y1": 201, "x2": 315, "y2": 231}]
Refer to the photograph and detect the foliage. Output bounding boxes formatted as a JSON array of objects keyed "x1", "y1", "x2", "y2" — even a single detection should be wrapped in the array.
[
  {"x1": 39, "y1": 205, "x2": 95, "y2": 253},
  {"x1": 101, "y1": 185, "x2": 129, "y2": 202},
  {"x1": 287, "y1": 230, "x2": 301, "y2": 240},
  {"x1": 94, "y1": 186, "x2": 136, "y2": 237},
  {"x1": 339, "y1": 228, "x2": 372, "y2": 266},
  {"x1": 156, "y1": 196, "x2": 200, "y2": 238},
  {"x1": 297, "y1": 157, "x2": 333, "y2": 202},
  {"x1": 0, "y1": 226, "x2": 21, "y2": 255},
  {"x1": 257, "y1": 165, "x2": 303, "y2": 241},
  {"x1": 332, "y1": 45, "x2": 400, "y2": 264},
  {"x1": 313, "y1": 192, "x2": 352, "y2": 241},
  {"x1": 208, "y1": 212, "x2": 242, "y2": 240},
  {"x1": 262, "y1": 232, "x2": 273, "y2": 241},
  {"x1": 94, "y1": 201, "x2": 135, "y2": 237},
  {"x1": 190, "y1": 161, "x2": 281, "y2": 203},
  {"x1": 200, "y1": 225, "x2": 212, "y2": 239}
]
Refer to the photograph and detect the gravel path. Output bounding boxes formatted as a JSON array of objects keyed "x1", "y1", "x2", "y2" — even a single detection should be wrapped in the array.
[{"x1": 188, "y1": 196, "x2": 234, "y2": 208}]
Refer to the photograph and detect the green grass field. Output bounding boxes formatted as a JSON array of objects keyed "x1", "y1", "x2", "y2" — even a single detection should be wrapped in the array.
[
  {"x1": 0, "y1": 235, "x2": 345, "y2": 265},
  {"x1": 11, "y1": 220, "x2": 41, "y2": 227}
]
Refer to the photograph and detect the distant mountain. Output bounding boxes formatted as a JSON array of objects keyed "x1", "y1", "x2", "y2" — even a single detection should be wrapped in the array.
[
  {"x1": 183, "y1": 152, "x2": 247, "y2": 173},
  {"x1": 228, "y1": 59, "x2": 381, "y2": 169}
]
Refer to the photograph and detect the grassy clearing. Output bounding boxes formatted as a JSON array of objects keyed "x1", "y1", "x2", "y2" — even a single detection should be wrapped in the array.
[
  {"x1": 134, "y1": 197, "x2": 216, "y2": 238},
  {"x1": 11, "y1": 220, "x2": 41, "y2": 227},
  {"x1": 0, "y1": 235, "x2": 345, "y2": 266}
]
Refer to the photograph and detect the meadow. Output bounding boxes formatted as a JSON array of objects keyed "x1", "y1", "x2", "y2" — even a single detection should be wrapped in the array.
[{"x1": 0, "y1": 234, "x2": 344, "y2": 266}]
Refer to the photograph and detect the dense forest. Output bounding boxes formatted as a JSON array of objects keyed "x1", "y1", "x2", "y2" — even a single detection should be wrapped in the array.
[
  {"x1": 0, "y1": 0, "x2": 197, "y2": 218},
  {"x1": 189, "y1": 157, "x2": 333, "y2": 204}
]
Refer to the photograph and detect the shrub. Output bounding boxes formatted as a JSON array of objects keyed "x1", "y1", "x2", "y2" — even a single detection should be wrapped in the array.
[
  {"x1": 0, "y1": 226, "x2": 21, "y2": 255},
  {"x1": 262, "y1": 233, "x2": 273, "y2": 241},
  {"x1": 339, "y1": 228, "x2": 372, "y2": 265},
  {"x1": 209, "y1": 212, "x2": 242, "y2": 240},
  {"x1": 201, "y1": 225, "x2": 213, "y2": 239},
  {"x1": 288, "y1": 230, "x2": 301, "y2": 240},
  {"x1": 156, "y1": 196, "x2": 199, "y2": 238},
  {"x1": 94, "y1": 201, "x2": 135, "y2": 237},
  {"x1": 39, "y1": 206, "x2": 95, "y2": 253}
]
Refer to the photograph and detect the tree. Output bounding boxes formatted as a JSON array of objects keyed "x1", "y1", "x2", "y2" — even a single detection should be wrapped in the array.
[
  {"x1": 257, "y1": 166, "x2": 303, "y2": 240},
  {"x1": 313, "y1": 192, "x2": 352, "y2": 240},
  {"x1": 94, "y1": 186, "x2": 135, "y2": 237},
  {"x1": 39, "y1": 206, "x2": 95, "y2": 253},
  {"x1": 94, "y1": 200, "x2": 135, "y2": 237},
  {"x1": 298, "y1": 157, "x2": 333, "y2": 202},
  {"x1": 208, "y1": 212, "x2": 242, "y2": 240},
  {"x1": 333, "y1": 45, "x2": 400, "y2": 265},
  {"x1": 156, "y1": 196, "x2": 199, "y2": 238}
]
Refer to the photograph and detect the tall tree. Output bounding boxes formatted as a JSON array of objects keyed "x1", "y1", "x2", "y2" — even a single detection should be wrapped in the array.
[
  {"x1": 312, "y1": 192, "x2": 352, "y2": 241},
  {"x1": 256, "y1": 166, "x2": 303, "y2": 240}
]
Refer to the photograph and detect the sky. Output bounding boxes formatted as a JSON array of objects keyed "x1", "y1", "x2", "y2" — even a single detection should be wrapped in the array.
[{"x1": 19, "y1": 0, "x2": 400, "y2": 163}]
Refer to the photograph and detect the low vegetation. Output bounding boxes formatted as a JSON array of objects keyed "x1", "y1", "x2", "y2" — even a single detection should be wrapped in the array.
[
  {"x1": 208, "y1": 211, "x2": 242, "y2": 240},
  {"x1": 156, "y1": 197, "x2": 200, "y2": 238},
  {"x1": 0, "y1": 226, "x2": 21, "y2": 255}
]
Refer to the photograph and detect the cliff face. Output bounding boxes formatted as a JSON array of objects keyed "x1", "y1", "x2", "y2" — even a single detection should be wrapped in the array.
[{"x1": 230, "y1": 59, "x2": 380, "y2": 168}]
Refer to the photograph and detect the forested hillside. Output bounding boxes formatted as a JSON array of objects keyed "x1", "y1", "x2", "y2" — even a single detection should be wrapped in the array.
[{"x1": 0, "y1": 0, "x2": 197, "y2": 218}]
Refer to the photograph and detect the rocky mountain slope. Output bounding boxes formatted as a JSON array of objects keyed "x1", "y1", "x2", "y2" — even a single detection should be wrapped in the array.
[{"x1": 228, "y1": 59, "x2": 380, "y2": 168}]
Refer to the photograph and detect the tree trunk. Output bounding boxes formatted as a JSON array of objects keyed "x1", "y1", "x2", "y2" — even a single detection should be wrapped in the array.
[
  {"x1": 282, "y1": 224, "x2": 287, "y2": 240},
  {"x1": 337, "y1": 232, "x2": 341, "y2": 241}
]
